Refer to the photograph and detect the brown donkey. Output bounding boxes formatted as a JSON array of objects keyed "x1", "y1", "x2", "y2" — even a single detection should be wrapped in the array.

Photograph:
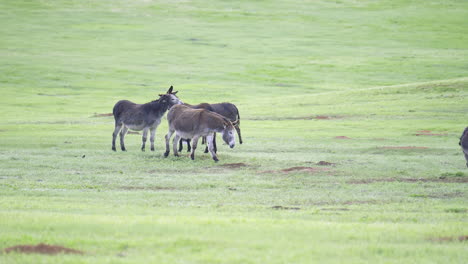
[
  {"x1": 179, "y1": 102, "x2": 242, "y2": 153},
  {"x1": 164, "y1": 104, "x2": 236, "y2": 162}
]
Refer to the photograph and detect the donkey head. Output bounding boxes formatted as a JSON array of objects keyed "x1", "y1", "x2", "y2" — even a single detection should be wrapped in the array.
[
  {"x1": 159, "y1": 85, "x2": 183, "y2": 108},
  {"x1": 221, "y1": 118, "x2": 236, "y2": 149}
]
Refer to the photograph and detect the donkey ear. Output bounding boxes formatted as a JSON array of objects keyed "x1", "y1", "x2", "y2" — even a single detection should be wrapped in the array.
[
  {"x1": 172, "y1": 91, "x2": 178, "y2": 95},
  {"x1": 167, "y1": 86, "x2": 173, "y2": 94}
]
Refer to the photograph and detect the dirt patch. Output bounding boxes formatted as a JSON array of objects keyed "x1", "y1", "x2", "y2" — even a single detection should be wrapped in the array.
[
  {"x1": 415, "y1": 130, "x2": 448, "y2": 136},
  {"x1": 247, "y1": 116, "x2": 312, "y2": 121},
  {"x1": 261, "y1": 166, "x2": 332, "y2": 174},
  {"x1": 429, "y1": 235, "x2": 468, "y2": 243},
  {"x1": 271, "y1": 205, "x2": 301, "y2": 210},
  {"x1": 316, "y1": 161, "x2": 336, "y2": 166},
  {"x1": 247, "y1": 115, "x2": 342, "y2": 121},
  {"x1": 334, "y1": 136, "x2": 351, "y2": 139},
  {"x1": 282, "y1": 167, "x2": 331, "y2": 173},
  {"x1": 347, "y1": 177, "x2": 468, "y2": 184},
  {"x1": 92, "y1": 113, "x2": 113, "y2": 117},
  {"x1": 380, "y1": 146, "x2": 428, "y2": 149},
  {"x1": 4, "y1": 243, "x2": 83, "y2": 255},
  {"x1": 314, "y1": 115, "x2": 343, "y2": 120},
  {"x1": 220, "y1": 163, "x2": 249, "y2": 169},
  {"x1": 119, "y1": 186, "x2": 175, "y2": 191}
]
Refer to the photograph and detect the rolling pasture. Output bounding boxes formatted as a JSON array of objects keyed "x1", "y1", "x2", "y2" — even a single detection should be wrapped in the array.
[{"x1": 0, "y1": 0, "x2": 467, "y2": 263}]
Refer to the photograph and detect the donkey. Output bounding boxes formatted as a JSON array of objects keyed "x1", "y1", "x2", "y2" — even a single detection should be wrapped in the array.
[
  {"x1": 112, "y1": 86, "x2": 182, "y2": 152},
  {"x1": 164, "y1": 104, "x2": 236, "y2": 162},
  {"x1": 178, "y1": 102, "x2": 242, "y2": 153},
  {"x1": 460, "y1": 127, "x2": 468, "y2": 168}
]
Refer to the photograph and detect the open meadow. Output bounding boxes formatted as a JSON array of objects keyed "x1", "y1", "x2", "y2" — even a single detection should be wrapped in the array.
[{"x1": 0, "y1": 0, "x2": 467, "y2": 263}]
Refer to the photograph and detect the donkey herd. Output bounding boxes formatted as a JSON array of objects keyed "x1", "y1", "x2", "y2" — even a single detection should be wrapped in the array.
[
  {"x1": 111, "y1": 86, "x2": 242, "y2": 162},
  {"x1": 111, "y1": 86, "x2": 468, "y2": 166}
]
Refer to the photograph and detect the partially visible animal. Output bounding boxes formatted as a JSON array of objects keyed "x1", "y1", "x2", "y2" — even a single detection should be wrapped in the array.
[
  {"x1": 112, "y1": 86, "x2": 182, "y2": 152},
  {"x1": 164, "y1": 104, "x2": 236, "y2": 162},
  {"x1": 178, "y1": 102, "x2": 242, "y2": 153},
  {"x1": 460, "y1": 127, "x2": 468, "y2": 168}
]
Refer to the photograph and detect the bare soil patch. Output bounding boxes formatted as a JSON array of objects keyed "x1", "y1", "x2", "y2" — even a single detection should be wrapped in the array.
[
  {"x1": 247, "y1": 115, "x2": 344, "y2": 121},
  {"x1": 415, "y1": 130, "x2": 448, "y2": 136},
  {"x1": 261, "y1": 166, "x2": 332, "y2": 174},
  {"x1": 314, "y1": 115, "x2": 343, "y2": 120},
  {"x1": 380, "y1": 146, "x2": 428, "y2": 149},
  {"x1": 4, "y1": 243, "x2": 83, "y2": 255},
  {"x1": 316, "y1": 161, "x2": 336, "y2": 166},
  {"x1": 347, "y1": 177, "x2": 468, "y2": 184},
  {"x1": 92, "y1": 113, "x2": 113, "y2": 117},
  {"x1": 334, "y1": 136, "x2": 351, "y2": 139},
  {"x1": 429, "y1": 235, "x2": 468, "y2": 242},
  {"x1": 220, "y1": 163, "x2": 249, "y2": 169},
  {"x1": 271, "y1": 205, "x2": 301, "y2": 210}
]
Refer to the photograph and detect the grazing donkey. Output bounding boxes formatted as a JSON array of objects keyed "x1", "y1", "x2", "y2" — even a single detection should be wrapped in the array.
[
  {"x1": 460, "y1": 127, "x2": 468, "y2": 168},
  {"x1": 178, "y1": 102, "x2": 242, "y2": 153},
  {"x1": 164, "y1": 104, "x2": 236, "y2": 162},
  {"x1": 112, "y1": 86, "x2": 182, "y2": 152}
]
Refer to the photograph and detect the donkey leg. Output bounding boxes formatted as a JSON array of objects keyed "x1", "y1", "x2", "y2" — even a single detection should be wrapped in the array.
[
  {"x1": 150, "y1": 126, "x2": 157, "y2": 151},
  {"x1": 112, "y1": 123, "x2": 122, "y2": 151},
  {"x1": 178, "y1": 139, "x2": 184, "y2": 152},
  {"x1": 187, "y1": 139, "x2": 191, "y2": 152},
  {"x1": 141, "y1": 127, "x2": 149, "y2": 151},
  {"x1": 235, "y1": 125, "x2": 243, "y2": 144},
  {"x1": 206, "y1": 134, "x2": 218, "y2": 162},
  {"x1": 120, "y1": 126, "x2": 129, "y2": 151},
  {"x1": 464, "y1": 152, "x2": 468, "y2": 168},
  {"x1": 204, "y1": 136, "x2": 209, "y2": 153},
  {"x1": 213, "y1": 133, "x2": 217, "y2": 153},
  {"x1": 164, "y1": 129, "x2": 175, "y2": 157},
  {"x1": 172, "y1": 134, "x2": 181, "y2": 157},
  {"x1": 190, "y1": 136, "x2": 200, "y2": 160}
]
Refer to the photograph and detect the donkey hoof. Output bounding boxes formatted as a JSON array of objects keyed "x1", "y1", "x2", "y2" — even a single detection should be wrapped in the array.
[
  {"x1": 164, "y1": 151, "x2": 169, "y2": 157},
  {"x1": 213, "y1": 157, "x2": 219, "y2": 162},
  {"x1": 174, "y1": 153, "x2": 179, "y2": 157},
  {"x1": 121, "y1": 149, "x2": 127, "y2": 152},
  {"x1": 141, "y1": 148, "x2": 145, "y2": 152},
  {"x1": 112, "y1": 147, "x2": 116, "y2": 151},
  {"x1": 151, "y1": 147, "x2": 155, "y2": 151},
  {"x1": 190, "y1": 154, "x2": 195, "y2": 160}
]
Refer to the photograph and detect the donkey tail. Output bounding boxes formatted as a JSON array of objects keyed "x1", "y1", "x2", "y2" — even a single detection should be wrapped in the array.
[{"x1": 234, "y1": 105, "x2": 242, "y2": 144}]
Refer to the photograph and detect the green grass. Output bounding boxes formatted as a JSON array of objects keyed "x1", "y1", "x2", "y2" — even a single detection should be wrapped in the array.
[{"x1": 0, "y1": 0, "x2": 467, "y2": 263}]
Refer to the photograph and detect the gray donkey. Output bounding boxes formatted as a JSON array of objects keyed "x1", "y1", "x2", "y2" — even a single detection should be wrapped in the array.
[
  {"x1": 460, "y1": 127, "x2": 468, "y2": 168},
  {"x1": 112, "y1": 86, "x2": 182, "y2": 151}
]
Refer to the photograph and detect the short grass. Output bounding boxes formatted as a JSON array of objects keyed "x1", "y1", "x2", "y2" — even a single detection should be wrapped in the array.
[{"x1": 0, "y1": 0, "x2": 467, "y2": 263}]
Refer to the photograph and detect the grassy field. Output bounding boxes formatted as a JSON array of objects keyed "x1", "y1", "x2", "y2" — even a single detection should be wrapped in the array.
[{"x1": 1, "y1": 0, "x2": 467, "y2": 263}]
